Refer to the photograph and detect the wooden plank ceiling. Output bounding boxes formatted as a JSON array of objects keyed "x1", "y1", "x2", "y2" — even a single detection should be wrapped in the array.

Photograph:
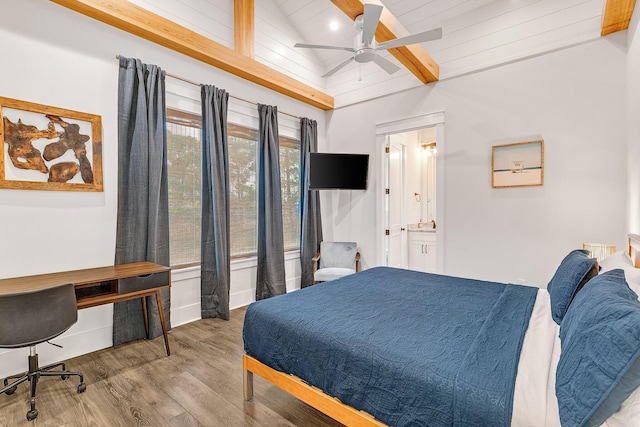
[{"x1": 49, "y1": 0, "x2": 637, "y2": 109}]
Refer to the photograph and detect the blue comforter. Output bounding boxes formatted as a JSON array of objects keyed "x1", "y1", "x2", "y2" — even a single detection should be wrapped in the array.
[{"x1": 243, "y1": 267, "x2": 538, "y2": 426}]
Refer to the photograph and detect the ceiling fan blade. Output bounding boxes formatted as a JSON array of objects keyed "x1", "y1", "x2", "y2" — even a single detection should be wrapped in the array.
[
  {"x1": 294, "y1": 43, "x2": 354, "y2": 52},
  {"x1": 322, "y1": 57, "x2": 355, "y2": 77},
  {"x1": 377, "y1": 27, "x2": 442, "y2": 50},
  {"x1": 373, "y1": 55, "x2": 401, "y2": 75},
  {"x1": 361, "y1": 3, "x2": 383, "y2": 45}
]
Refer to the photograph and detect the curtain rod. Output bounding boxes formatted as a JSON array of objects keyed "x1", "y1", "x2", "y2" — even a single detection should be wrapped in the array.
[{"x1": 115, "y1": 55, "x2": 301, "y2": 120}]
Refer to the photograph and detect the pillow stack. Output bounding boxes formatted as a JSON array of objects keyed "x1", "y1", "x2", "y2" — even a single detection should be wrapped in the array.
[{"x1": 555, "y1": 269, "x2": 640, "y2": 427}]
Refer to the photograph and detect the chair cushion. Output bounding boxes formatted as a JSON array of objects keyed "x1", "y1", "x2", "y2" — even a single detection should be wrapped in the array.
[
  {"x1": 320, "y1": 242, "x2": 357, "y2": 269},
  {"x1": 314, "y1": 268, "x2": 356, "y2": 282}
]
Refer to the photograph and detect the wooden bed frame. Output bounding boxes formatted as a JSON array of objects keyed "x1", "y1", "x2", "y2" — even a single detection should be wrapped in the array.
[
  {"x1": 243, "y1": 234, "x2": 640, "y2": 427},
  {"x1": 243, "y1": 355, "x2": 385, "y2": 426},
  {"x1": 629, "y1": 234, "x2": 640, "y2": 268}
]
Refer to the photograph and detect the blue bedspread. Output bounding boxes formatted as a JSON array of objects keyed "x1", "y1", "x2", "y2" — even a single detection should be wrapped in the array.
[{"x1": 243, "y1": 267, "x2": 538, "y2": 426}]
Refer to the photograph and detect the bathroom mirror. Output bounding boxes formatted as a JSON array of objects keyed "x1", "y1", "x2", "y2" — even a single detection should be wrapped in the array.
[{"x1": 420, "y1": 141, "x2": 436, "y2": 226}]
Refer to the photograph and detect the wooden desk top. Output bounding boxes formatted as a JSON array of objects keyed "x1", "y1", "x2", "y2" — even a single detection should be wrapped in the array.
[{"x1": 0, "y1": 262, "x2": 170, "y2": 295}]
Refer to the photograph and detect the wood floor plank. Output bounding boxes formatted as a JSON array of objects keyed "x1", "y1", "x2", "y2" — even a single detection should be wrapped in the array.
[
  {"x1": 168, "y1": 411, "x2": 205, "y2": 427},
  {"x1": 0, "y1": 306, "x2": 343, "y2": 426}
]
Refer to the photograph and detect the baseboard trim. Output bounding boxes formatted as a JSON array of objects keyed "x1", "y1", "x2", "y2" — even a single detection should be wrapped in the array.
[{"x1": 171, "y1": 302, "x2": 201, "y2": 327}]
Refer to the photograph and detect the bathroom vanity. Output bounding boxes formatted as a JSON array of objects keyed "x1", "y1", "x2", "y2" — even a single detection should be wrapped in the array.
[{"x1": 408, "y1": 224, "x2": 436, "y2": 273}]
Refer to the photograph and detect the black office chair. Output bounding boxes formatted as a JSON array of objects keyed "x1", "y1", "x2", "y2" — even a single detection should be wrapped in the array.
[{"x1": 0, "y1": 283, "x2": 86, "y2": 421}]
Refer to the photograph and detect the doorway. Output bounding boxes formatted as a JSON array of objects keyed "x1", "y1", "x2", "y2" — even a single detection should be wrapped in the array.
[
  {"x1": 386, "y1": 137, "x2": 405, "y2": 268},
  {"x1": 376, "y1": 112, "x2": 445, "y2": 271}
]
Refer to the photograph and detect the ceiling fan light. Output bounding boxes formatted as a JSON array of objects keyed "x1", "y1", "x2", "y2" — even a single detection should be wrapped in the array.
[{"x1": 355, "y1": 47, "x2": 376, "y2": 63}]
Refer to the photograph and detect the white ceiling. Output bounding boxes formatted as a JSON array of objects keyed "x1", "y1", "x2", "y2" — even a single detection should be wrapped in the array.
[
  {"x1": 273, "y1": 0, "x2": 609, "y2": 106},
  {"x1": 128, "y1": 0, "x2": 610, "y2": 108}
]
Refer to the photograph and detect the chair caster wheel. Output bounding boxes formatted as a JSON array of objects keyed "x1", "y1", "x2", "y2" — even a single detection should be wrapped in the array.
[
  {"x1": 61, "y1": 375, "x2": 69, "y2": 380},
  {"x1": 77, "y1": 382, "x2": 87, "y2": 393},
  {"x1": 4, "y1": 385, "x2": 17, "y2": 395},
  {"x1": 26, "y1": 409, "x2": 38, "y2": 421}
]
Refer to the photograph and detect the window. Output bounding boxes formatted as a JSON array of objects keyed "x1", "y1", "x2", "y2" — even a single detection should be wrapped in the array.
[
  {"x1": 166, "y1": 109, "x2": 300, "y2": 267},
  {"x1": 279, "y1": 135, "x2": 301, "y2": 252},
  {"x1": 167, "y1": 109, "x2": 202, "y2": 267},
  {"x1": 228, "y1": 124, "x2": 257, "y2": 258}
]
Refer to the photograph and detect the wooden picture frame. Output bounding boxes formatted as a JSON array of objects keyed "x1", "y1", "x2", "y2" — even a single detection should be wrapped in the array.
[
  {"x1": 0, "y1": 96, "x2": 103, "y2": 192},
  {"x1": 492, "y1": 140, "x2": 544, "y2": 188}
]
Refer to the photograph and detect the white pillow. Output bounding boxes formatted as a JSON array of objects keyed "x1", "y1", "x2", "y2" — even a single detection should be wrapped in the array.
[
  {"x1": 599, "y1": 250, "x2": 633, "y2": 270},
  {"x1": 599, "y1": 250, "x2": 640, "y2": 296}
]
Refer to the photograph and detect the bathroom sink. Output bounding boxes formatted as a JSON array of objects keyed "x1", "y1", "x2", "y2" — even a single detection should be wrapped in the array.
[{"x1": 408, "y1": 222, "x2": 435, "y2": 232}]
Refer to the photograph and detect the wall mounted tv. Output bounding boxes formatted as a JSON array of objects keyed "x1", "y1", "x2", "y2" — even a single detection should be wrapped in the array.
[{"x1": 309, "y1": 153, "x2": 369, "y2": 190}]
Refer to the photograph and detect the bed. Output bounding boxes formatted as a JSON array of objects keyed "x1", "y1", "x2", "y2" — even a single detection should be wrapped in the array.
[{"x1": 242, "y1": 235, "x2": 640, "y2": 426}]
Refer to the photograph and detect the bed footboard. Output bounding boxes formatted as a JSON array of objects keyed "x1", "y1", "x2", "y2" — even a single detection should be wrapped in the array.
[{"x1": 242, "y1": 354, "x2": 386, "y2": 427}]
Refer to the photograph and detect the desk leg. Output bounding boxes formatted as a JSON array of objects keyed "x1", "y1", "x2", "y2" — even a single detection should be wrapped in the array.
[
  {"x1": 155, "y1": 290, "x2": 171, "y2": 356},
  {"x1": 141, "y1": 298, "x2": 149, "y2": 337}
]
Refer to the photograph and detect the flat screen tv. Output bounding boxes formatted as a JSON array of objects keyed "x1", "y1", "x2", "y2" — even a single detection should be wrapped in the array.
[{"x1": 309, "y1": 153, "x2": 369, "y2": 190}]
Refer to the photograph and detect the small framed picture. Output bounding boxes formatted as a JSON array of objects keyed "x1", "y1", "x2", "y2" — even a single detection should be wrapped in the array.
[
  {"x1": 492, "y1": 140, "x2": 544, "y2": 188},
  {"x1": 0, "y1": 96, "x2": 103, "y2": 192}
]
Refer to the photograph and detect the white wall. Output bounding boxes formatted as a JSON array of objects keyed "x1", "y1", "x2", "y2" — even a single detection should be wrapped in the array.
[
  {"x1": 325, "y1": 34, "x2": 628, "y2": 286},
  {"x1": 0, "y1": 0, "x2": 324, "y2": 377},
  {"x1": 628, "y1": 7, "x2": 640, "y2": 235}
]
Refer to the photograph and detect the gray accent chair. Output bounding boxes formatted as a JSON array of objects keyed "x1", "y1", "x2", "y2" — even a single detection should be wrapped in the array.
[
  {"x1": 312, "y1": 241, "x2": 360, "y2": 284},
  {"x1": 0, "y1": 283, "x2": 86, "y2": 421}
]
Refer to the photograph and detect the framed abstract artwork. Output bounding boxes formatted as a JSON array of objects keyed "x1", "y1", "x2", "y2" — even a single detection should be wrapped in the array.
[
  {"x1": 492, "y1": 140, "x2": 544, "y2": 188},
  {"x1": 0, "y1": 96, "x2": 103, "y2": 191}
]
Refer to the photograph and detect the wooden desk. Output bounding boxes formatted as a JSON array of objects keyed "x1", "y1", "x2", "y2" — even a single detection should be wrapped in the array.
[{"x1": 0, "y1": 262, "x2": 172, "y2": 356}]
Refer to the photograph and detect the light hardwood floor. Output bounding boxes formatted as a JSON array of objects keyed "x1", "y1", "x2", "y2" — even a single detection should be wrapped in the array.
[{"x1": 0, "y1": 307, "x2": 343, "y2": 427}]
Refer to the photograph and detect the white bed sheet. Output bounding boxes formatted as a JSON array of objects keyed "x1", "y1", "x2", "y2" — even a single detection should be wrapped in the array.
[
  {"x1": 512, "y1": 289, "x2": 561, "y2": 427},
  {"x1": 511, "y1": 289, "x2": 640, "y2": 427}
]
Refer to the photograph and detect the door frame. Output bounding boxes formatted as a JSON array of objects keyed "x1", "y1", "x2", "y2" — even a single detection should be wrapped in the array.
[{"x1": 375, "y1": 112, "x2": 445, "y2": 272}]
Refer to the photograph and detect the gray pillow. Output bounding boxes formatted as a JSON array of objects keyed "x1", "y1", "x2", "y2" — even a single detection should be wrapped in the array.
[{"x1": 547, "y1": 249, "x2": 598, "y2": 324}]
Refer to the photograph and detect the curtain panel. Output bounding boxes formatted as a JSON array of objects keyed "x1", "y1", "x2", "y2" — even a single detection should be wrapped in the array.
[
  {"x1": 200, "y1": 85, "x2": 231, "y2": 320},
  {"x1": 114, "y1": 56, "x2": 171, "y2": 345},
  {"x1": 299, "y1": 117, "x2": 322, "y2": 288},
  {"x1": 256, "y1": 104, "x2": 286, "y2": 300}
]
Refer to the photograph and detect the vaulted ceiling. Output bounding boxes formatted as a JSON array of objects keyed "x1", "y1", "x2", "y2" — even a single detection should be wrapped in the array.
[
  {"x1": 277, "y1": 0, "x2": 633, "y2": 106},
  {"x1": 51, "y1": 0, "x2": 636, "y2": 109}
]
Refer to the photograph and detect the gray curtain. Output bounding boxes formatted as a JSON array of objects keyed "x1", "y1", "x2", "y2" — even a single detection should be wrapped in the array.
[
  {"x1": 299, "y1": 117, "x2": 322, "y2": 288},
  {"x1": 200, "y1": 85, "x2": 230, "y2": 320},
  {"x1": 114, "y1": 56, "x2": 170, "y2": 346},
  {"x1": 256, "y1": 104, "x2": 286, "y2": 300}
]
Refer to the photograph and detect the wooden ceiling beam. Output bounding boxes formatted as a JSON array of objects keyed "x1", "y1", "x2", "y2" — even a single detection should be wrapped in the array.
[
  {"x1": 49, "y1": 0, "x2": 333, "y2": 110},
  {"x1": 601, "y1": 0, "x2": 637, "y2": 36},
  {"x1": 235, "y1": 0, "x2": 255, "y2": 58},
  {"x1": 330, "y1": 0, "x2": 439, "y2": 83}
]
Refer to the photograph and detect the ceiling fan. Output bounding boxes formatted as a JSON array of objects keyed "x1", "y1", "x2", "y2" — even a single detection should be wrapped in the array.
[{"x1": 294, "y1": 3, "x2": 442, "y2": 77}]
